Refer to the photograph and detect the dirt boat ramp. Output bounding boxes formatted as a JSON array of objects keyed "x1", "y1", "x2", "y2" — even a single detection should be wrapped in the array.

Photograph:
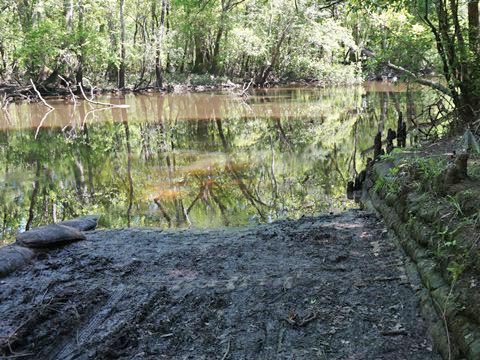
[{"x1": 1, "y1": 210, "x2": 439, "y2": 359}]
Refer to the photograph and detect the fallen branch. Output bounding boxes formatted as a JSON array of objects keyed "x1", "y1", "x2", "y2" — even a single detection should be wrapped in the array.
[
  {"x1": 1, "y1": 92, "x2": 10, "y2": 110},
  {"x1": 381, "y1": 329, "x2": 408, "y2": 336},
  {"x1": 159, "y1": 333, "x2": 174, "y2": 338},
  {"x1": 240, "y1": 79, "x2": 253, "y2": 97},
  {"x1": 34, "y1": 108, "x2": 55, "y2": 139},
  {"x1": 4, "y1": 352, "x2": 34, "y2": 359},
  {"x1": 221, "y1": 338, "x2": 231, "y2": 360},
  {"x1": 2, "y1": 105, "x2": 13, "y2": 125},
  {"x1": 359, "y1": 47, "x2": 451, "y2": 96},
  {"x1": 385, "y1": 62, "x2": 452, "y2": 96},
  {"x1": 369, "y1": 276, "x2": 402, "y2": 282},
  {"x1": 58, "y1": 75, "x2": 78, "y2": 106},
  {"x1": 29, "y1": 79, "x2": 55, "y2": 110},
  {"x1": 318, "y1": 0, "x2": 345, "y2": 11},
  {"x1": 79, "y1": 83, "x2": 129, "y2": 108},
  {"x1": 283, "y1": 312, "x2": 317, "y2": 327}
]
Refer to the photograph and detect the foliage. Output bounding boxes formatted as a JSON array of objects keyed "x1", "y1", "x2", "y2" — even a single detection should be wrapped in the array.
[
  {"x1": 0, "y1": 0, "x2": 363, "y2": 86},
  {"x1": 1, "y1": 0, "x2": 479, "y2": 125}
]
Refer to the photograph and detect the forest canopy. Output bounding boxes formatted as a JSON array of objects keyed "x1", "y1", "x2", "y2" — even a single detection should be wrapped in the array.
[{"x1": 0, "y1": 0, "x2": 479, "y2": 123}]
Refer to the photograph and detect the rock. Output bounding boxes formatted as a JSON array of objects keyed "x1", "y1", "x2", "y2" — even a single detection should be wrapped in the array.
[
  {"x1": 59, "y1": 215, "x2": 99, "y2": 231},
  {"x1": 16, "y1": 224, "x2": 86, "y2": 249},
  {"x1": 0, "y1": 245, "x2": 35, "y2": 278}
]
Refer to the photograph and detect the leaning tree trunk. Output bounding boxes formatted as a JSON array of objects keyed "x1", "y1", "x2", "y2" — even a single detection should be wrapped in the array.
[
  {"x1": 258, "y1": 24, "x2": 290, "y2": 85},
  {"x1": 211, "y1": 24, "x2": 224, "y2": 75}
]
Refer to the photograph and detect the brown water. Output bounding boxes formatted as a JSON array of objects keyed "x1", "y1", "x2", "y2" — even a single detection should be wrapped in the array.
[{"x1": 0, "y1": 84, "x2": 432, "y2": 244}]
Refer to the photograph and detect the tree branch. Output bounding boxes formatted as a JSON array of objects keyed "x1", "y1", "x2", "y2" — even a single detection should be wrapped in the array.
[
  {"x1": 29, "y1": 79, "x2": 55, "y2": 110},
  {"x1": 318, "y1": 0, "x2": 345, "y2": 11},
  {"x1": 225, "y1": 0, "x2": 247, "y2": 11},
  {"x1": 79, "y1": 83, "x2": 130, "y2": 108},
  {"x1": 385, "y1": 62, "x2": 452, "y2": 96}
]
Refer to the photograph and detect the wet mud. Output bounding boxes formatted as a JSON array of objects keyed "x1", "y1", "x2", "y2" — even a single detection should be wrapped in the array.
[{"x1": 0, "y1": 210, "x2": 439, "y2": 359}]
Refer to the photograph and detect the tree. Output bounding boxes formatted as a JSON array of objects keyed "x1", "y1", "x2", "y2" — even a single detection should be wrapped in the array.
[
  {"x1": 354, "y1": 0, "x2": 480, "y2": 125},
  {"x1": 154, "y1": 0, "x2": 168, "y2": 88},
  {"x1": 418, "y1": 0, "x2": 480, "y2": 124},
  {"x1": 118, "y1": 0, "x2": 126, "y2": 89}
]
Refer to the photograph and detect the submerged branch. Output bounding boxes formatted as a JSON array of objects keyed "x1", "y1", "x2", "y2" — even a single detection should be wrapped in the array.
[
  {"x1": 29, "y1": 79, "x2": 55, "y2": 110},
  {"x1": 79, "y1": 84, "x2": 130, "y2": 108},
  {"x1": 34, "y1": 108, "x2": 55, "y2": 139}
]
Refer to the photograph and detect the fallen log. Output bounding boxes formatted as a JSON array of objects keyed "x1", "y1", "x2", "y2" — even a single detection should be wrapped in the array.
[
  {"x1": 16, "y1": 224, "x2": 86, "y2": 249},
  {"x1": 0, "y1": 245, "x2": 35, "y2": 278},
  {"x1": 59, "y1": 215, "x2": 99, "y2": 231}
]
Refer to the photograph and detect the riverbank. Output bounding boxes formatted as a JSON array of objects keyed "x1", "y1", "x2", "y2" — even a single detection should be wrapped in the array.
[
  {"x1": 361, "y1": 135, "x2": 480, "y2": 359},
  {"x1": 0, "y1": 210, "x2": 438, "y2": 359},
  {"x1": 0, "y1": 74, "x2": 363, "y2": 106},
  {"x1": 0, "y1": 76, "x2": 242, "y2": 105}
]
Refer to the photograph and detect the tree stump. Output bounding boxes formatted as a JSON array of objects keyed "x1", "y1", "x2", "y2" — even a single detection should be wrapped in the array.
[{"x1": 374, "y1": 132, "x2": 383, "y2": 159}]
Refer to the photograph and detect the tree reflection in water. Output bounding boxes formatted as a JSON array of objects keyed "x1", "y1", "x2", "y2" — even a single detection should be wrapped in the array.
[{"x1": 0, "y1": 84, "x2": 435, "y2": 244}]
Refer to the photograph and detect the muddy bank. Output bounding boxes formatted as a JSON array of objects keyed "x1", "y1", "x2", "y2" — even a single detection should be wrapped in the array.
[
  {"x1": 0, "y1": 81, "x2": 239, "y2": 105},
  {"x1": 361, "y1": 143, "x2": 480, "y2": 359},
  {"x1": 0, "y1": 210, "x2": 438, "y2": 359},
  {"x1": 0, "y1": 75, "x2": 359, "y2": 106}
]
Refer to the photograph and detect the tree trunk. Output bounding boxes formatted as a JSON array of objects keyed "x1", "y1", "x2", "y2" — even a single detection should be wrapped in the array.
[
  {"x1": 468, "y1": 0, "x2": 479, "y2": 52},
  {"x1": 211, "y1": 25, "x2": 224, "y2": 74},
  {"x1": 64, "y1": 0, "x2": 74, "y2": 31},
  {"x1": 259, "y1": 24, "x2": 291, "y2": 85},
  {"x1": 165, "y1": 1, "x2": 171, "y2": 72},
  {"x1": 105, "y1": 13, "x2": 118, "y2": 82},
  {"x1": 76, "y1": 0, "x2": 84, "y2": 86},
  {"x1": 118, "y1": 0, "x2": 126, "y2": 89},
  {"x1": 26, "y1": 161, "x2": 41, "y2": 231},
  {"x1": 193, "y1": 34, "x2": 206, "y2": 73},
  {"x1": 155, "y1": 0, "x2": 167, "y2": 89}
]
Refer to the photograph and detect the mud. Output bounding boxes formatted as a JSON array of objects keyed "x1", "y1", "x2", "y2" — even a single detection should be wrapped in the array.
[{"x1": 0, "y1": 210, "x2": 439, "y2": 359}]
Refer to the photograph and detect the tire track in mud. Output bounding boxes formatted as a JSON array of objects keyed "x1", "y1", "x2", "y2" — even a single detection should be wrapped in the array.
[
  {"x1": 49, "y1": 285, "x2": 127, "y2": 360},
  {"x1": 48, "y1": 285, "x2": 170, "y2": 360}
]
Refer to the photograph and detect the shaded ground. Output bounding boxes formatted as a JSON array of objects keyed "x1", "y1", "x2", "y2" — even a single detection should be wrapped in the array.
[{"x1": 0, "y1": 210, "x2": 439, "y2": 359}]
